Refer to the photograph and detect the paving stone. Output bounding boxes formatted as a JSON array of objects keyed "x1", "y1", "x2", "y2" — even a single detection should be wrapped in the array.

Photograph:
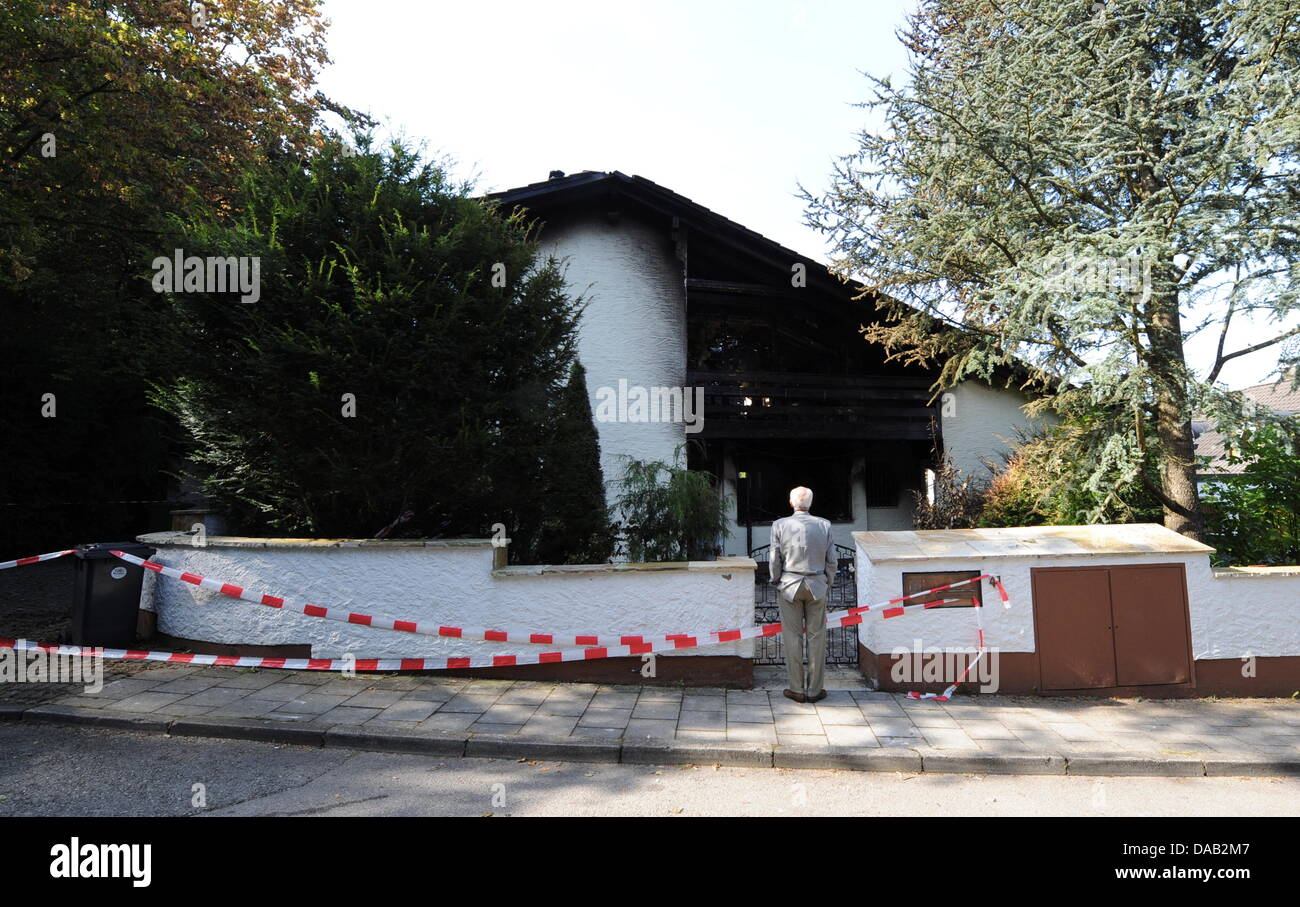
[
  {"x1": 589, "y1": 692, "x2": 638, "y2": 710},
  {"x1": 908, "y1": 712, "x2": 961, "y2": 729},
  {"x1": 956, "y1": 719, "x2": 1019, "y2": 740},
  {"x1": 674, "y1": 729, "x2": 727, "y2": 742},
  {"x1": 625, "y1": 718, "x2": 678, "y2": 740},
  {"x1": 824, "y1": 725, "x2": 879, "y2": 748},
  {"x1": 1051, "y1": 725, "x2": 1110, "y2": 742},
  {"x1": 277, "y1": 693, "x2": 350, "y2": 715},
  {"x1": 535, "y1": 696, "x2": 592, "y2": 717},
  {"x1": 867, "y1": 719, "x2": 921, "y2": 738},
  {"x1": 682, "y1": 693, "x2": 725, "y2": 711},
  {"x1": 774, "y1": 715, "x2": 824, "y2": 735},
  {"x1": 637, "y1": 688, "x2": 683, "y2": 703},
  {"x1": 520, "y1": 714, "x2": 580, "y2": 736},
  {"x1": 677, "y1": 710, "x2": 726, "y2": 732},
  {"x1": 920, "y1": 728, "x2": 980, "y2": 749},
  {"x1": 343, "y1": 690, "x2": 407, "y2": 709},
  {"x1": 726, "y1": 705, "x2": 773, "y2": 724},
  {"x1": 571, "y1": 726, "x2": 624, "y2": 739},
  {"x1": 316, "y1": 706, "x2": 384, "y2": 725},
  {"x1": 104, "y1": 692, "x2": 187, "y2": 713},
  {"x1": 49, "y1": 696, "x2": 110, "y2": 709},
  {"x1": 777, "y1": 734, "x2": 829, "y2": 747},
  {"x1": 577, "y1": 708, "x2": 632, "y2": 729},
  {"x1": 727, "y1": 722, "x2": 777, "y2": 743},
  {"x1": 725, "y1": 690, "x2": 771, "y2": 707},
  {"x1": 417, "y1": 712, "x2": 480, "y2": 732},
  {"x1": 631, "y1": 699, "x2": 681, "y2": 720},
  {"x1": 170, "y1": 687, "x2": 251, "y2": 708},
  {"x1": 478, "y1": 703, "x2": 539, "y2": 725},
  {"x1": 497, "y1": 685, "x2": 556, "y2": 705},
  {"x1": 151, "y1": 676, "x2": 220, "y2": 695},
  {"x1": 401, "y1": 686, "x2": 458, "y2": 702},
  {"x1": 818, "y1": 691, "x2": 858, "y2": 706},
  {"x1": 245, "y1": 683, "x2": 318, "y2": 702},
  {"x1": 96, "y1": 678, "x2": 163, "y2": 698},
  {"x1": 438, "y1": 694, "x2": 498, "y2": 714},
  {"x1": 213, "y1": 672, "x2": 284, "y2": 690},
  {"x1": 816, "y1": 706, "x2": 868, "y2": 726},
  {"x1": 207, "y1": 698, "x2": 284, "y2": 719},
  {"x1": 376, "y1": 700, "x2": 438, "y2": 722},
  {"x1": 469, "y1": 722, "x2": 524, "y2": 735}
]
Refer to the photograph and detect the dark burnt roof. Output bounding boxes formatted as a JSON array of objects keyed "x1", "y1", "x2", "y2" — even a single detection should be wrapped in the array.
[
  {"x1": 487, "y1": 170, "x2": 852, "y2": 296},
  {"x1": 488, "y1": 170, "x2": 1038, "y2": 392}
]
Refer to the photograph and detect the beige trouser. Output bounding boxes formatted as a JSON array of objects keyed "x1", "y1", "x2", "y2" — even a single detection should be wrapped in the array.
[{"x1": 779, "y1": 580, "x2": 827, "y2": 696}]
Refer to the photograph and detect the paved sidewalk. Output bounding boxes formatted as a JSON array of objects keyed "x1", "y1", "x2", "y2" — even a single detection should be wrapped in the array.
[{"x1": 5, "y1": 663, "x2": 1299, "y2": 776}]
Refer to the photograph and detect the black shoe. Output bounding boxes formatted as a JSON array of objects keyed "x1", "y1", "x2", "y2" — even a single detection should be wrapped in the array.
[
  {"x1": 783, "y1": 689, "x2": 807, "y2": 703},
  {"x1": 806, "y1": 689, "x2": 827, "y2": 703}
]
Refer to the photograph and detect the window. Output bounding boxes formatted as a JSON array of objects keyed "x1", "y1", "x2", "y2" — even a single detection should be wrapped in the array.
[
  {"x1": 901, "y1": 570, "x2": 983, "y2": 608},
  {"x1": 864, "y1": 461, "x2": 899, "y2": 508}
]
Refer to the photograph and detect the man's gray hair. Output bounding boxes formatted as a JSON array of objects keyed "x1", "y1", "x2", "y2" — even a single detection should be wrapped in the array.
[{"x1": 789, "y1": 486, "x2": 813, "y2": 511}]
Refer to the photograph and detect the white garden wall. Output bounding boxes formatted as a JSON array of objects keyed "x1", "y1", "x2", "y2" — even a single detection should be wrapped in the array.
[
  {"x1": 137, "y1": 534, "x2": 754, "y2": 661},
  {"x1": 854, "y1": 525, "x2": 1300, "y2": 663}
]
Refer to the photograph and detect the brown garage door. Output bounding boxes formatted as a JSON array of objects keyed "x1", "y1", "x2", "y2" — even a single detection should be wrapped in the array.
[
  {"x1": 1110, "y1": 565, "x2": 1193, "y2": 686},
  {"x1": 1031, "y1": 564, "x2": 1193, "y2": 692}
]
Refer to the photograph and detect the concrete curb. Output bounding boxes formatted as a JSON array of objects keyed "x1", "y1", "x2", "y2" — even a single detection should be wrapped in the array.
[
  {"x1": 169, "y1": 716, "x2": 326, "y2": 747},
  {"x1": 623, "y1": 741, "x2": 771, "y2": 768},
  {"x1": 24, "y1": 704, "x2": 172, "y2": 734},
  {"x1": 11, "y1": 706, "x2": 1299, "y2": 777},
  {"x1": 324, "y1": 725, "x2": 467, "y2": 757},
  {"x1": 0, "y1": 704, "x2": 29, "y2": 721},
  {"x1": 465, "y1": 733, "x2": 622, "y2": 763}
]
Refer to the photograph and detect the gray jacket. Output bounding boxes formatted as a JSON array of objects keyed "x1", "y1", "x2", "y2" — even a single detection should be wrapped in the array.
[{"x1": 769, "y1": 510, "x2": 838, "y2": 602}]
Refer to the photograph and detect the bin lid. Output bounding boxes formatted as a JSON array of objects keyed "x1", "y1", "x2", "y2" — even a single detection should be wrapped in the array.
[{"x1": 852, "y1": 523, "x2": 1215, "y2": 564}]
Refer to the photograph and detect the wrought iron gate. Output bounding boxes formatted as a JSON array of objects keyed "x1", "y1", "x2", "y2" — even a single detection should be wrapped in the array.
[{"x1": 750, "y1": 543, "x2": 858, "y2": 666}]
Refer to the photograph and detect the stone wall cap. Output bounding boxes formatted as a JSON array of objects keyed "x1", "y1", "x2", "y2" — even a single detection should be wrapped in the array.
[
  {"x1": 136, "y1": 532, "x2": 497, "y2": 550},
  {"x1": 853, "y1": 523, "x2": 1215, "y2": 563},
  {"x1": 493, "y1": 556, "x2": 756, "y2": 577}
]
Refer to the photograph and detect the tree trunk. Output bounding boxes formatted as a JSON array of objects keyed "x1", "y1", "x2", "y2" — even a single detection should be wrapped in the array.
[{"x1": 1147, "y1": 289, "x2": 1204, "y2": 540}]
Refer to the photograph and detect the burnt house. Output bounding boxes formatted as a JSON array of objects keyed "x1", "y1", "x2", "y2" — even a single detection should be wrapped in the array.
[{"x1": 491, "y1": 171, "x2": 1045, "y2": 556}]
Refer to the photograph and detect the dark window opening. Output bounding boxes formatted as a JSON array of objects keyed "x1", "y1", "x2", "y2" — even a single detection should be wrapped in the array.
[
  {"x1": 733, "y1": 440, "x2": 853, "y2": 523},
  {"x1": 864, "y1": 461, "x2": 899, "y2": 508}
]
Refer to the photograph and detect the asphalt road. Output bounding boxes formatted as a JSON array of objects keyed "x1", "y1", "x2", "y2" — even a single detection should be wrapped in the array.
[{"x1": 1, "y1": 723, "x2": 1297, "y2": 817}]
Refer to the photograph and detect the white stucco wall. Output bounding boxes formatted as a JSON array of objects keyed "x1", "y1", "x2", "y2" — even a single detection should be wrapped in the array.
[
  {"x1": 536, "y1": 213, "x2": 688, "y2": 507},
  {"x1": 854, "y1": 542, "x2": 1300, "y2": 661},
  {"x1": 138, "y1": 535, "x2": 754, "y2": 661},
  {"x1": 940, "y1": 380, "x2": 1053, "y2": 479}
]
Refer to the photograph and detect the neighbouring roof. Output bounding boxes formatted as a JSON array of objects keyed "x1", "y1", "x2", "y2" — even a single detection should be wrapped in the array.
[
  {"x1": 853, "y1": 523, "x2": 1214, "y2": 563},
  {"x1": 1194, "y1": 373, "x2": 1300, "y2": 476}
]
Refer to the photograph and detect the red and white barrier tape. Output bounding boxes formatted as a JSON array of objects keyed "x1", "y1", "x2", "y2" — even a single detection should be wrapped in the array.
[
  {"x1": 110, "y1": 549, "x2": 1010, "y2": 646},
  {"x1": 0, "y1": 547, "x2": 1011, "y2": 679},
  {"x1": 0, "y1": 549, "x2": 74, "y2": 571}
]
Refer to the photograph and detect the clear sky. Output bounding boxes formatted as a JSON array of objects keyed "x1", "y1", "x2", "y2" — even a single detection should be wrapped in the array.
[{"x1": 317, "y1": 0, "x2": 1293, "y2": 388}]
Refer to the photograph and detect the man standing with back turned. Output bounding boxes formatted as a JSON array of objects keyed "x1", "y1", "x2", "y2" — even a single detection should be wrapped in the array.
[{"x1": 768, "y1": 486, "x2": 838, "y2": 703}]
